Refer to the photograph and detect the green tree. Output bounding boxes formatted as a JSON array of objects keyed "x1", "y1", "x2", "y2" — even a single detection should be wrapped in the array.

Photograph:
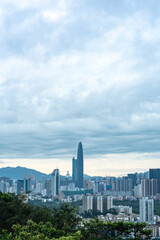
[
  {"x1": 80, "y1": 219, "x2": 152, "y2": 239},
  {"x1": 0, "y1": 220, "x2": 82, "y2": 239},
  {"x1": 52, "y1": 203, "x2": 81, "y2": 233},
  {"x1": 0, "y1": 192, "x2": 81, "y2": 233},
  {"x1": 0, "y1": 191, "x2": 53, "y2": 231}
]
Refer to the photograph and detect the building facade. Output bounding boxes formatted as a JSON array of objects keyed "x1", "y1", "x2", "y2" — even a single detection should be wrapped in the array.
[
  {"x1": 82, "y1": 195, "x2": 113, "y2": 213},
  {"x1": 72, "y1": 142, "x2": 84, "y2": 188},
  {"x1": 139, "y1": 197, "x2": 154, "y2": 223},
  {"x1": 77, "y1": 142, "x2": 84, "y2": 188},
  {"x1": 51, "y1": 169, "x2": 60, "y2": 196},
  {"x1": 149, "y1": 169, "x2": 160, "y2": 193}
]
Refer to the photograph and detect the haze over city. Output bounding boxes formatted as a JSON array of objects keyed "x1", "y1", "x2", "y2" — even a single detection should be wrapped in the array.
[{"x1": 0, "y1": 0, "x2": 160, "y2": 176}]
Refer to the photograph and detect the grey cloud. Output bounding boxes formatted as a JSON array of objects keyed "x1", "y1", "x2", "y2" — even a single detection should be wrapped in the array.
[{"x1": 0, "y1": 0, "x2": 160, "y2": 163}]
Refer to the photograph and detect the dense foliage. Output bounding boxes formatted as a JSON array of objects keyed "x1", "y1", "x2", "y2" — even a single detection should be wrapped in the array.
[
  {"x1": 0, "y1": 192, "x2": 152, "y2": 239},
  {"x1": 0, "y1": 220, "x2": 82, "y2": 239},
  {"x1": 80, "y1": 218, "x2": 151, "y2": 240},
  {"x1": 0, "y1": 192, "x2": 53, "y2": 231},
  {"x1": 0, "y1": 192, "x2": 79, "y2": 233}
]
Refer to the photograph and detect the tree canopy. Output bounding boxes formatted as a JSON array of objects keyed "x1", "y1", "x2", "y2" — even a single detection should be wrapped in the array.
[{"x1": 0, "y1": 191, "x2": 152, "y2": 239}]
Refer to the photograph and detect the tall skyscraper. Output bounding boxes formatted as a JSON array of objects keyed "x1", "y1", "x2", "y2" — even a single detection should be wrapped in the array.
[
  {"x1": 51, "y1": 169, "x2": 60, "y2": 196},
  {"x1": 77, "y1": 142, "x2": 84, "y2": 188},
  {"x1": 72, "y1": 142, "x2": 84, "y2": 188},
  {"x1": 149, "y1": 169, "x2": 160, "y2": 193}
]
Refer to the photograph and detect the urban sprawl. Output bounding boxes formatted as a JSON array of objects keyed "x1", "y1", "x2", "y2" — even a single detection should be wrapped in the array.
[{"x1": 1, "y1": 142, "x2": 160, "y2": 238}]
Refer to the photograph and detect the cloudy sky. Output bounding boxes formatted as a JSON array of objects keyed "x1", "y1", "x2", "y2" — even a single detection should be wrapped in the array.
[{"x1": 0, "y1": 0, "x2": 160, "y2": 176}]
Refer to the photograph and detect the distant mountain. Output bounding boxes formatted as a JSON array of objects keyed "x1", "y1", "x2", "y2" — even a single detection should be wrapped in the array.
[
  {"x1": 83, "y1": 174, "x2": 91, "y2": 180},
  {"x1": 0, "y1": 166, "x2": 98, "y2": 181},
  {"x1": 0, "y1": 166, "x2": 50, "y2": 180},
  {"x1": 84, "y1": 174, "x2": 104, "y2": 181}
]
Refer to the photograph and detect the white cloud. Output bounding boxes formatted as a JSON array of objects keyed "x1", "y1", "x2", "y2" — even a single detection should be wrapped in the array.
[{"x1": 42, "y1": 10, "x2": 67, "y2": 22}]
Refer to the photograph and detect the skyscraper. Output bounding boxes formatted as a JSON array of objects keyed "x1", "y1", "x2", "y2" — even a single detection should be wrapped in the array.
[
  {"x1": 72, "y1": 157, "x2": 77, "y2": 183},
  {"x1": 51, "y1": 169, "x2": 60, "y2": 196},
  {"x1": 141, "y1": 179, "x2": 150, "y2": 197},
  {"x1": 77, "y1": 142, "x2": 84, "y2": 188},
  {"x1": 149, "y1": 169, "x2": 160, "y2": 193},
  {"x1": 17, "y1": 180, "x2": 24, "y2": 194},
  {"x1": 150, "y1": 179, "x2": 158, "y2": 196},
  {"x1": 24, "y1": 174, "x2": 31, "y2": 194}
]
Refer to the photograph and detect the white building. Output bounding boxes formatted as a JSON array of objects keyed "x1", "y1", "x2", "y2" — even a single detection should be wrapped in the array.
[
  {"x1": 91, "y1": 181, "x2": 98, "y2": 193},
  {"x1": 82, "y1": 194, "x2": 93, "y2": 212},
  {"x1": 36, "y1": 181, "x2": 43, "y2": 193},
  {"x1": 103, "y1": 195, "x2": 113, "y2": 211},
  {"x1": 97, "y1": 195, "x2": 103, "y2": 213},
  {"x1": 134, "y1": 184, "x2": 142, "y2": 198},
  {"x1": 113, "y1": 205, "x2": 132, "y2": 214},
  {"x1": 82, "y1": 195, "x2": 113, "y2": 213},
  {"x1": 140, "y1": 197, "x2": 154, "y2": 223}
]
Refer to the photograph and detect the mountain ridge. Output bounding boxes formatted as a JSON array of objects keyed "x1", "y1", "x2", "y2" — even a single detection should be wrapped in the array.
[
  {"x1": 0, "y1": 166, "x2": 94, "y2": 181},
  {"x1": 0, "y1": 166, "x2": 50, "y2": 180}
]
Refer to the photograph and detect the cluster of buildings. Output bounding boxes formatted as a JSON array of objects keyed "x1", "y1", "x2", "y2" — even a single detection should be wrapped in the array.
[
  {"x1": 1, "y1": 142, "x2": 160, "y2": 238},
  {"x1": 82, "y1": 195, "x2": 113, "y2": 213}
]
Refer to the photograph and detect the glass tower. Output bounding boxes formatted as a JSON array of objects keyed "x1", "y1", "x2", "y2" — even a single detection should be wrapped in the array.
[
  {"x1": 77, "y1": 142, "x2": 83, "y2": 188},
  {"x1": 72, "y1": 157, "x2": 77, "y2": 183}
]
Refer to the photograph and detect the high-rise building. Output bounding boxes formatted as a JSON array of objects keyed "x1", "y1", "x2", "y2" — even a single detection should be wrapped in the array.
[
  {"x1": 97, "y1": 195, "x2": 103, "y2": 213},
  {"x1": 17, "y1": 180, "x2": 24, "y2": 194},
  {"x1": 82, "y1": 195, "x2": 113, "y2": 213},
  {"x1": 82, "y1": 194, "x2": 93, "y2": 212},
  {"x1": 141, "y1": 179, "x2": 150, "y2": 197},
  {"x1": 24, "y1": 174, "x2": 31, "y2": 194},
  {"x1": 150, "y1": 179, "x2": 158, "y2": 196},
  {"x1": 46, "y1": 179, "x2": 51, "y2": 197},
  {"x1": 72, "y1": 157, "x2": 77, "y2": 183},
  {"x1": 139, "y1": 197, "x2": 154, "y2": 223},
  {"x1": 98, "y1": 183, "x2": 105, "y2": 192},
  {"x1": 103, "y1": 195, "x2": 113, "y2": 212},
  {"x1": 128, "y1": 173, "x2": 137, "y2": 188},
  {"x1": 149, "y1": 169, "x2": 160, "y2": 193},
  {"x1": 72, "y1": 142, "x2": 84, "y2": 188},
  {"x1": 77, "y1": 142, "x2": 84, "y2": 188},
  {"x1": 51, "y1": 169, "x2": 60, "y2": 196},
  {"x1": 134, "y1": 184, "x2": 142, "y2": 198},
  {"x1": 0, "y1": 181, "x2": 7, "y2": 193},
  {"x1": 36, "y1": 181, "x2": 43, "y2": 193}
]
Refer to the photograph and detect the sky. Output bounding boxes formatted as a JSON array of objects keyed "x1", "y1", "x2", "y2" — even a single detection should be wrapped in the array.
[{"x1": 0, "y1": 0, "x2": 160, "y2": 176}]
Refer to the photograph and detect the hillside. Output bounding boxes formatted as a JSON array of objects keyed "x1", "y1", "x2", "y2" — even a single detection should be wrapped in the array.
[{"x1": 0, "y1": 166, "x2": 50, "y2": 180}]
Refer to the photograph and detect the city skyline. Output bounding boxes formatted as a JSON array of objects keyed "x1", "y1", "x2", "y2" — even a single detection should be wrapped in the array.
[{"x1": 1, "y1": 0, "x2": 160, "y2": 176}]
